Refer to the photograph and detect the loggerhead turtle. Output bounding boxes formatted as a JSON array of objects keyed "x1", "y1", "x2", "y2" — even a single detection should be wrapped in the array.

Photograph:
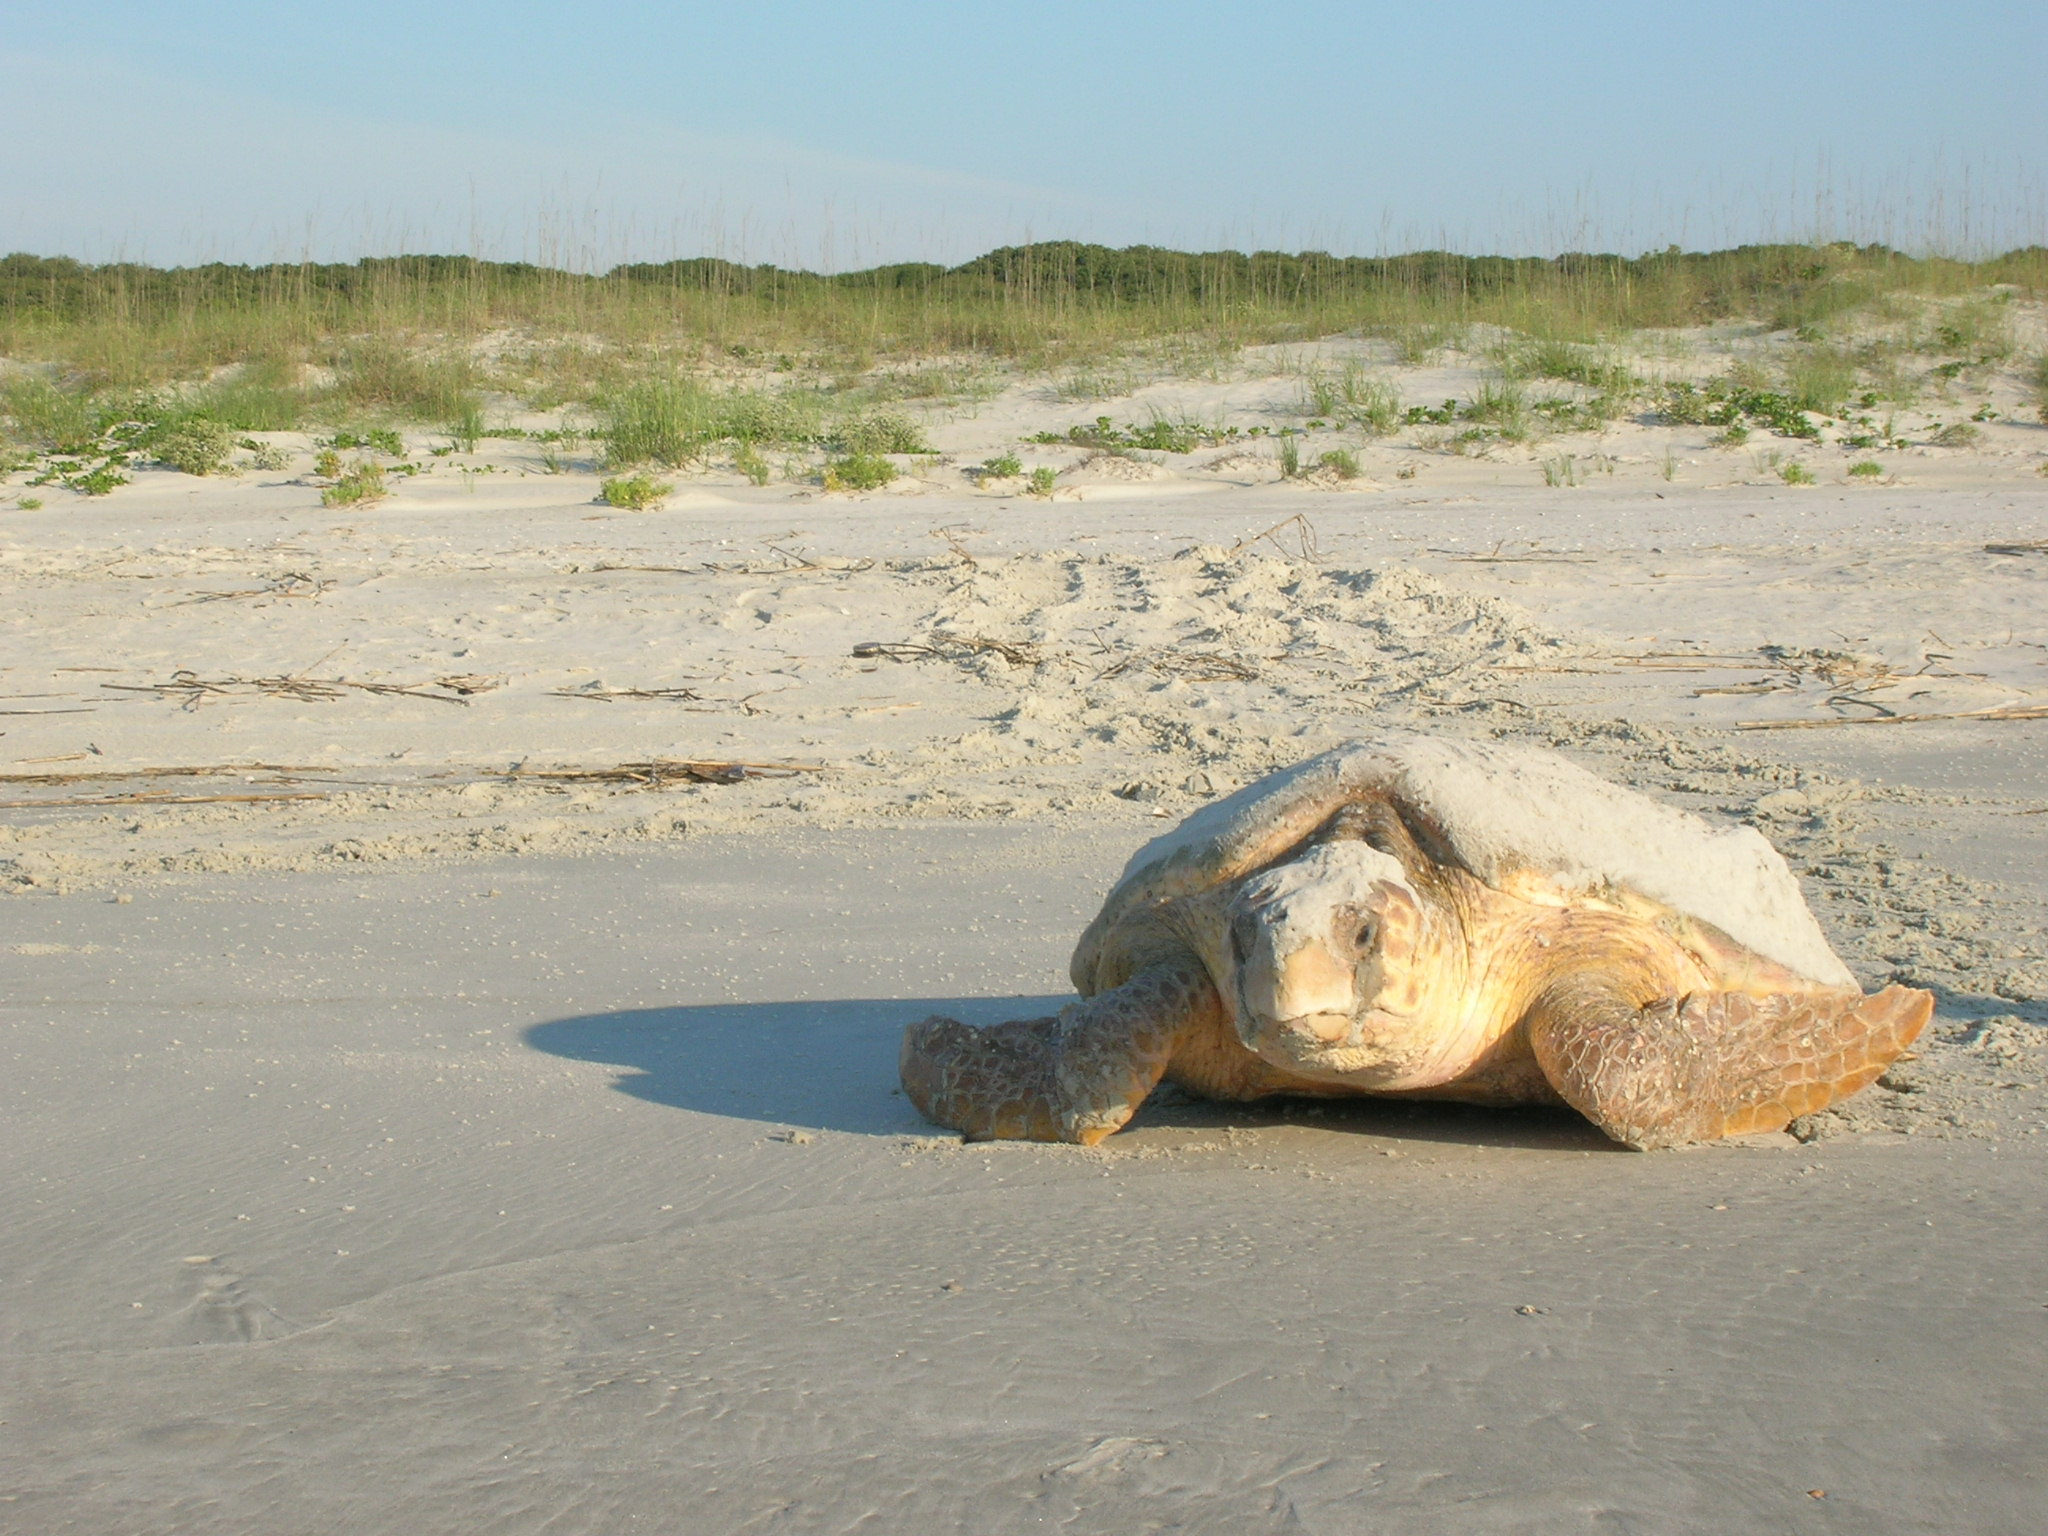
[{"x1": 901, "y1": 736, "x2": 1931, "y2": 1149}]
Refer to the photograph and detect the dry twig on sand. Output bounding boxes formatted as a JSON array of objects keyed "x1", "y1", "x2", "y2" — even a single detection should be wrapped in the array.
[
  {"x1": 0, "y1": 790, "x2": 331, "y2": 809},
  {"x1": 173, "y1": 572, "x2": 334, "y2": 605},
  {"x1": 1738, "y1": 702, "x2": 2048, "y2": 730},
  {"x1": 0, "y1": 763, "x2": 325, "y2": 786},
  {"x1": 854, "y1": 633, "x2": 1045, "y2": 667},
  {"x1": 1984, "y1": 541, "x2": 2048, "y2": 556},
  {"x1": 1435, "y1": 540, "x2": 1592, "y2": 564},
  {"x1": 549, "y1": 685, "x2": 706, "y2": 703},
  {"x1": 1098, "y1": 650, "x2": 1261, "y2": 683},
  {"x1": 103, "y1": 671, "x2": 474, "y2": 708},
  {"x1": 503, "y1": 759, "x2": 827, "y2": 788},
  {"x1": 1228, "y1": 513, "x2": 1320, "y2": 562}
]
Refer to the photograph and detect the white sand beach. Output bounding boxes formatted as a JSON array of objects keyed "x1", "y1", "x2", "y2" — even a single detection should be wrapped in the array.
[{"x1": 4, "y1": 349, "x2": 2047, "y2": 1533}]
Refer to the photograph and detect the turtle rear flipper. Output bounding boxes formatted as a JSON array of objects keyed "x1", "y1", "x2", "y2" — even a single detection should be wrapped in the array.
[
  {"x1": 1528, "y1": 977, "x2": 1933, "y2": 1150},
  {"x1": 901, "y1": 955, "x2": 1222, "y2": 1145}
]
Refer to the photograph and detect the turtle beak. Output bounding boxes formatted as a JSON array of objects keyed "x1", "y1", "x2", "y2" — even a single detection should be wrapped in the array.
[{"x1": 1229, "y1": 906, "x2": 1360, "y2": 1050}]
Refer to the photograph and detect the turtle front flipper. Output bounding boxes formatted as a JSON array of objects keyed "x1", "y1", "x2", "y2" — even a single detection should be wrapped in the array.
[
  {"x1": 901, "y1": 954, "x2": 1223, "y2": 1145},
  {"x1": 1527, "y1": 975, "x2": 1932, "y2": 1150}
]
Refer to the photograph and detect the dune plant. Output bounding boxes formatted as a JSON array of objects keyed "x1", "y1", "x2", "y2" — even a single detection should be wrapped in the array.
[
  {"x1": 1848, "y1": 460, "x2": 1885, "y2": 478},
  {"x1": 834, "y1": 411, "x2": 928, "y2": 455},
  {"x1": 1779, "y1": 461, "x2": 1815, "y2": 485},
  {"x1": 822, "y1": 452, "x2": 895, "y2": 491},
  {"x1": 151, "y1": 418, "x2": 238, "y2": 475},
  {"x1": 599, "y1": 473, "x2": 672, "y2": 509},
  {"x1": 1318, "y1": 448, "x2": 1361, "y2": 479},
  {"x1": 1027, "y1": 466, "x2": 1057, "y2": 497},
  {"x1": 321, "y1": 461, "x2": 388, "y2": 506}
]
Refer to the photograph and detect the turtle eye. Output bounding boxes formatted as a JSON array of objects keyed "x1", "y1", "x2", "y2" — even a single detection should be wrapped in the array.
[{"x1": 1354, "y1": 919, "x2": 1378, "y2": 952}]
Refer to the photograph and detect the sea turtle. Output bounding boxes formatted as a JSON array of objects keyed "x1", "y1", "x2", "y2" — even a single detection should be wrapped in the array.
[{"x1": 901, "y1": 736, "x2": 1931, "y2": 1149}]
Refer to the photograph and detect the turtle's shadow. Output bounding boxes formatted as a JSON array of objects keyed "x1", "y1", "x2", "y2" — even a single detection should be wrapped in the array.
[
  {"x1": 524, "y1": 995, "x2": 1069, "y2": 1138},
  {"x1": 523, "y1": 995, "x2": 1621, "y2": 1151}
]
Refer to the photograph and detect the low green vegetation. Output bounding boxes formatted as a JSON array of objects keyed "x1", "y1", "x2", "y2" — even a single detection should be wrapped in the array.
[
  {"x1": 1541, "y1": 454, "x2": 1577, "y2": 487},
  {"x1": 1278, "y1": 435, "x2": 1301, "y2": 477},
  {"x1": 733, "y1": 442, "x2": 771, "y2": 485},
  {"x1": 1662, "y1": 380, "x2": 1821, "y2": 440},
  {"x1": 1317, "y1": 448, "x2": 1361, "y2": 479},
  {"x1": 1027, "y1": 465, "x2": 1057, "y2": 497},
  {"x1": 152, "y1": 418, "x2": 237, "y2": 475},
  {"x1": 1780, "y1": 461, "x2": 1815, "y2": 485},
  {"x1": 1929, "y1": 422, "x2": 1982, "y2": 448},
  {"x1": 598, "y1": 472, "x2": 672, "y2": 509},
  {"x1": 1848, "y1": 460, "x2": 1885, "y2": 478},
  {"x1": 17, "y1": 494, "x2": 43, "y2": 509},
  {"x1": 822, "y1": 452, "x2": 895, "y2": 491},
  {"x1": 978, "y1": 451, "x2": 1023, "y2": 478},
  {"x1": 320, "y1": 461, "x2": 389, "y2": 506},
  {"x1": 1028, "y1": 413, "x2": 1226, "y2": 453}
]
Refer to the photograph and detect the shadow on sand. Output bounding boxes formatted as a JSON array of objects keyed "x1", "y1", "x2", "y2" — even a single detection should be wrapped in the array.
[{"x1": 524, "y1": 994, "x2": 1621, "y2": 1152}]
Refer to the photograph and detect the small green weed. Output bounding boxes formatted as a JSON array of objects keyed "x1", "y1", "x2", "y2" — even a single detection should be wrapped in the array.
[
  {"x1": 979, "y1": 451, "x2": 1023, "y2": 479},
  {"x1": 599, "y1": 473, "x2": 672, "y2": 509},
  {"x1": 243, "y1": 442, "x2": 290, "y2": 471},
  {"x1": 823, "y1": 453, "x2": 896, "y2": 492},
  {"x1": 1847, "y1": 460, "x2": 1885, "y2": 479},
  {"x1": 18, "y1": 495, "x2": 44, "y2": 509},
  {"x1": 321, "y1": 462, "x2": 389, "y2": 506},
  {"x1": 1278, "y1": 436, "x2": 1301, "y2": 478},
  {"x1": 2030, "y1": 354, "x2": 2048, "y2": 423},
  {"x1": 734, "y1": 443, "x2": 771, "y2": 486},
  {"x1": 1662, "y1": 380, "x2": 1819, "y2": 439},
  {"x1": 325, "y1": 429, "x2": 404, "y2": 456},
  {"x1": 1780, "y1": 461, "x2": 1815, "y2": 485},
  {"x1": 1929, "y1": 422, "x2": 1981, "y2": 448},
  {"x1": 1317, "y1": 449, "x2": 1360, "y2": 479},
  {"x1": 1027, "y1": 466, "x2": 1057, "y2": 497},
  {"x1": 449, "y1": 399, "x2": 485, "y2": 453},
  {"x1": 314, "y1": 448, "x2": 343, "y2": 478},
  {"x1": 1029, "y1": 414, "x2": 1223, "y2": 454},
  {"x1": 152, "y1": 418, "x2": 238, "y2": 475},
  {"x1": 1541, "y1": 454, "x2": 1577, "y2": 488}
]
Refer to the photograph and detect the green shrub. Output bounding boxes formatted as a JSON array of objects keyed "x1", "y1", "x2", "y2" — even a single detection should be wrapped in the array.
[
  {"x1": 1027, "y1": 465, "x2": 1057, "y2": 497},
  {"x1": 1779, "y1": 461, "x2": 1815, "y2": 485},
  {"x1": 980, "y1": 451, "x2": 1023, "y2": 478},
  {"x1": 834, "y1": 411, "x2": 928, "y2": 455},
  {"x1": 1929, "y1": 422, "x2": 1981, "y2": 448},
  {"x1": 331, "y1": 340, "x2": 478, "y2": 420},
  {"x1": 244, "y1": 442, "x2": 290, "y2": 471},
  {"x1": 18, "y1": 495, "x2": 44, "y2": 509},
  {"x1": 2030, "y1": 354, "x2": 2048, "y2": 424},
  {"x1": 1317, "y1": 449, "x2": 1361, "y2": 479},
  {"x1": 1784, "y1": 347, "x2": 1858, "y2": 414},
  {"x1": 1541, "y1": 454, "x2": 1577, "y2": 488},
  {"x1": 599, "y1": 473, "x2": 672, "y2": 509},
  {"x1": 1847, "y1": 460, "x2": 1885, "y2": 479},
  {"x1": 152, "y1": 418, "x2": 238, "y2": 475},
  {"x1": 822, "y1": 452, "x2": 896, "y2": 491},
  {"x1": 321, "y1": 462, "x2": 389, "y2": 506},
  {"x1": 1278, "y1": 435, "x2": 1301, "y2": 478}
]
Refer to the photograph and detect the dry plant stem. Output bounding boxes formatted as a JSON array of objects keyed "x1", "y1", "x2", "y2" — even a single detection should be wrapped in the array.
[
  {"x1": 1737, "y1": 703, "x2": 2048, "y2": 730},
  {"x1": 1227, "y1": 513, "x2": 1320, "y2": 561},
  {"x1": 102, "y1": 672, "x2": 474, "y2": 707},
  {"x1": 503, "y1": 759, "x2": 827, "y2": 787},
  {"x1": 0, "y1": 791, "x2": 332, "y2": 809}
]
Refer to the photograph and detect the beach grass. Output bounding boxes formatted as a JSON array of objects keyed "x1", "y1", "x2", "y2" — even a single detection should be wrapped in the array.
[{"x1": 1, "y1": 242, "x2": 2044, "y2": 449}]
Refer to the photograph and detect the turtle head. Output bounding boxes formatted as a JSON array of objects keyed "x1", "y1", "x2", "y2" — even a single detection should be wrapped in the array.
[{"x1": 1223, "y1": 836, "x2": 1455, "y2": 1085}]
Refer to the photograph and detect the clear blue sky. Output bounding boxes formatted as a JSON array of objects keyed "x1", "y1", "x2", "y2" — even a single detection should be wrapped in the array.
[{"x1": 4, "y1": 0, "x2": 2041, "y2": 268}]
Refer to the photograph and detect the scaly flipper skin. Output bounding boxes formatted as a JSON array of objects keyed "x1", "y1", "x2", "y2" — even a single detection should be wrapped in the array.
[
  {"x1": 1528, "y1": 977, "x2": 1933, "y2": 1150},
  {"x1": 900, "y1": 953, "x2": 1224, "y2": 1144}
]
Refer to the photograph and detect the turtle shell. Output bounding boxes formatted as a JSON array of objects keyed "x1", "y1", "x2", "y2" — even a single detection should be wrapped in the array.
[{"x1": 1071, "y1": 735, "x2": 1855, "y2": 995}]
